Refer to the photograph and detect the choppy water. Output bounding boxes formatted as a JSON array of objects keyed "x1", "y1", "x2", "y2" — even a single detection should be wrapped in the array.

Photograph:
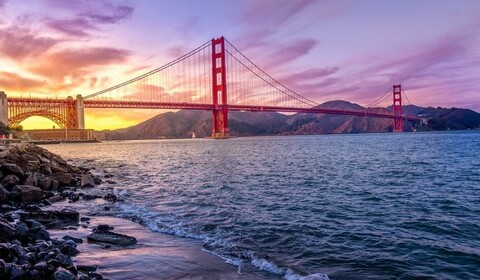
[{"x1": 45, "y1": 131, "x2": 480, "y2": 279}]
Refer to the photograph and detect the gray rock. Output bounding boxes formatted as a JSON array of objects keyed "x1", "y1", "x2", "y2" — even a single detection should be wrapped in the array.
[
  {"x1": 0, "y1": 184, "x2": 8, "y2": 203},
  {"x1": 51, "y1": 179, "x2": 60, "y2": 191},
  {"x1": 12, "y1": 185, "x2": 44, "y2": 203},
  {"x1": 88, "y1": 231, "x2": 137, "y2": 246},
  {"x1": 2, "y1": 163, "x2": 25, "y2": 177},
  {"x1": 40, "y1": 163, "x2": 52, "y2": 174},
  {"x1": 25, "y1": 219, "x2": 43, "y2": 229},
  {"x1": 20, "y1": 209, "x2": 80, "y2": 225},
  {"x1": 37, "y1": 176, "x2": 52, "y2": 190},
  {"x1": 53, "y1": 267, "x2": 75, "y2": 280},
  {"x1": 64, "y1": 240, "x2": 78, "y2": 248},
  {"x1": 33, "y1": 261, "x2": 47, "y2": 271},
  {"x1": 23, "y1": 172, "x2": 37, "y2": 186},
  {"x1": 60, "y1": 244, "x2": 79, "y2": 256},
  {"x1": 77, "y1": 265, "x2": 97, "y2": 272},
  {"x1": 8, "y1": 263, "x2": 28, "y2": 280},
  {"x1": 55, "y1": 253, "x2": 74, "y2": 267},
  {"x1": 22, "y1": 153, "x2": 40, "y2": 164},
  {"x1": 27, "y1": 226, "x2": 51, "y2": 241},
  {"x1": 15, "y1": 222, "x2": 29, "y2": 235},
  {"x1": 88, "y1": 272, "x2": 104, "y2": 279},
  {"x1": 80, "y1": 174, "x2": 95, "y2": 188},
  {"x1": 51, "y1": 165, "x2": 67, "y2": 173},
  {"x1": 0, "y1": 219, "x2": 16, "y2": 242},
  {"x1": 1, "y1": 174, "x2": 20, "y2": 190},
  {"x1": 49, "y1": 195, "x2": 64, "y2": 203},
  {"x1": 48, "y1": 173, "x2": 73, "y2": 186},
  {"x1": 9, "y1": 244, "x2": 28, "y2": 257},
  {"x1": 63, "y1": 235, "x2": 83, "y2": 244}
]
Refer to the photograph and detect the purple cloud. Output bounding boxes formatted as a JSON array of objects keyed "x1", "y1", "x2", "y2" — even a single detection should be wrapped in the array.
[
  {"x1": 264, "y1": 38, "x2": 318, "y2": 68},
  {"x1": 235, "y1": 0, "x2": 316, "y2": 48},
  {"x1": 0, "y1": 0, "x2": 6, "y2": 8},
  {"x1": 46, "y1": 18, "x2": 97, "y2": 37},
  {"x1": 281, "y1": 67, "x2": 338, "y2": 84},
  {"x1": 81, "y1": 5, "x2": 133, "y2": 24},
  {"x1": 241, "y1": 0, "x2": 315, "y2": 26},
  {"x1": 43, "y1": 1, "x2": 134, "y2": 37},
  {"x1": 0, "y1": 26, "x2": 58, "y2": 60}
]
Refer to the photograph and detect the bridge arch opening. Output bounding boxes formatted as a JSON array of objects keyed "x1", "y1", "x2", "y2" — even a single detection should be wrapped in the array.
[{"x1": 9, "y1": 112, "x2": 67, "y2": 129}]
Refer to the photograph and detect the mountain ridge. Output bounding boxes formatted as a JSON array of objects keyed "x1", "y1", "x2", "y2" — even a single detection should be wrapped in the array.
[{"x1": 95, "y1": 101, "x2": 480, "y2": 140}]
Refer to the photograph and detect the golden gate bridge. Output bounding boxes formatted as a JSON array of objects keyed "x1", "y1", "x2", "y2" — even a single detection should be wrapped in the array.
[{"x1": 0, "y1": 37, "x2": 419, "y2": 138}]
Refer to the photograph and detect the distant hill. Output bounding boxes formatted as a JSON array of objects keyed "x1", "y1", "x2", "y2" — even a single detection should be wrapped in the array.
[{"x1": 96, "y1": 101, "x2": 480, "y2": 140}]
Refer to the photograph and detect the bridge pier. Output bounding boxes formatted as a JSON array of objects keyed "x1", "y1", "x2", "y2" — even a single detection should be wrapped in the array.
[
  {"x1": 0, "y1": 91, "x2": 8, "y2": 126},
  {"x1": 76, "y1": 95, "x2": 85, "y2": 129}
]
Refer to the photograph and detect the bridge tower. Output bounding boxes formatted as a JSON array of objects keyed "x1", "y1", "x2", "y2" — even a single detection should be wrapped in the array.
[
  {"x1": 393, "y1": 84, "x2": 403, "y2": 132},
  {"x1": 211, "y1": 37, "x2": 229, "y2": 138},
  {"x1": 0, "y1": 91, "x2": 8, "y2": 126},
  {"x1": 76, "y1": 95, "x2": 85, "y2": 129}
]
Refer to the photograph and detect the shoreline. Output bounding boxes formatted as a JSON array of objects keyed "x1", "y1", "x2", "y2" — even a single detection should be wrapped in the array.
[{"x1": 0, "y1": 143, "x2": 279, "y2": 280}]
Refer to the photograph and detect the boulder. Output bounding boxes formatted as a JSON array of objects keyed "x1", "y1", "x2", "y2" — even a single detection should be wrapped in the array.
[
  {"x1": 63, "y1": 235, "x2": 83, "y2": 244},
  {"x1": 1, "y1": 174, "x2": 21, "y2": 190},
  {"x1": 2, "y1": 163, "x2": 25, "y2": 177},
  {"x1": 80, "y1": 174, "x2": 95, "y2": 188},
  {"x1": 37, "y1": 176, "x2": 52, "y2": 190},
  {"x1": 48, "y1": 173, "x2": 73, "y2": 186},
  {"x1": 53, "y1": 267, "x2": 75, "y2": 280},
  {"x1": 0, "y1": 219, "x2": 16, "y2": 242},
  {"x1": 11, "y1": 185, "x2": 44, "y2": 203},
  {"x1": 7, "y1": 264, "x2": 28, "y2": 280},
  {"x1": 88, "y1": 226, "x2": 137, "y2": 246},
  {"x1": 23, "y1": 172, "x2": 37, "y2": 186},
  {"x1": 27, "y1": 226, "x2": 51, "y2": 241}
]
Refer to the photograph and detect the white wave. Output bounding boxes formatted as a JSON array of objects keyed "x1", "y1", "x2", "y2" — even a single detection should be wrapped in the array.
[
  {"x1": 116, "y1": 203, "x2": 330, "y2": 280},
  {"x1": 251, "y1": 257, "x2": 330, "y2": 280}
]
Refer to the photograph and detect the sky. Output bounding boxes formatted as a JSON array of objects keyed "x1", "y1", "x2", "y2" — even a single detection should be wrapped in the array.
[{"x1": 0, "y1": 0, "x2": 479, "y2": 130}]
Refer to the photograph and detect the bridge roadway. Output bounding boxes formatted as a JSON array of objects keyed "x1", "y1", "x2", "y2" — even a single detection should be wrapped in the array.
[{"x1": 83, "y1": 100, "x2": 419, "y2": 121}]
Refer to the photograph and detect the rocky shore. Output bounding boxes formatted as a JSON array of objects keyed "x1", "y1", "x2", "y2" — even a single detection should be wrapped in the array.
[{"x1": 0, "y1": 144, "x2": 135, "y2": 280}]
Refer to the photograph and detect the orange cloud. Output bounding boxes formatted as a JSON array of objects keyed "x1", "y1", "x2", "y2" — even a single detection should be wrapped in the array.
[{"x1": 0, "y1": 71, "x2": 45, "y2": 92}]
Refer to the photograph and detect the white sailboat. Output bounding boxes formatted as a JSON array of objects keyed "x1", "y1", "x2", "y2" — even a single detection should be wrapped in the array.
[{"x1": 192, "y1": 132, "x2": 196, "y2": 138}]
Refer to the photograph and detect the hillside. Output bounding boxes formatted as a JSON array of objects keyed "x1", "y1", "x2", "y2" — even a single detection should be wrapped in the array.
[{"x1": 97, "y1": 101, "x2": 480, "y2": 140}]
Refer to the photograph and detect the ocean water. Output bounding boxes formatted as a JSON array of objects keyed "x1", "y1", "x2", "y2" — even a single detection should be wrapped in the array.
[{"x1": 45, "y1": 131, "x2": 480, "y2": 279}]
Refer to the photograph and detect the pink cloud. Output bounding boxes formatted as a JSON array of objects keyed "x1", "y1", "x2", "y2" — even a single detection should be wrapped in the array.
[
  {"x1": 23, "y1": 47, "x2": 130, "y2": 92},
  {"x1": 0, "y1": 26, "x2": 58, "y2": 60}
]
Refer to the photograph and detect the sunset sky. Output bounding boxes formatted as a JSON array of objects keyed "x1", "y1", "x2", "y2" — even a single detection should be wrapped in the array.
[{"x1": 1, "y1": 0, "x2": 479, "y2": 130}]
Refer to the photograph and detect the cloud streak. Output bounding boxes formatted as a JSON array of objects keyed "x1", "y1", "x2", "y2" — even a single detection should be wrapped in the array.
[
  {"x1": 44, "y1": 1, "x2": 134, "y2": 37},
  {"x1": 46, "y1": 18, "x2": 97, "y2": 37}
]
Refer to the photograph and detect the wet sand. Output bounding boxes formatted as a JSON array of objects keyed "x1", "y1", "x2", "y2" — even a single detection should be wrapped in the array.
[{"x1": 50, "y1": 215, "x2": 278, "y2": 280}]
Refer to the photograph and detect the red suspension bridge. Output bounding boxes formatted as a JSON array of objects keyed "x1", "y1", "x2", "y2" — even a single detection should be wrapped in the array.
[{"x1": 0, "y1": 37, "x2": 419, "y2": 137}]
